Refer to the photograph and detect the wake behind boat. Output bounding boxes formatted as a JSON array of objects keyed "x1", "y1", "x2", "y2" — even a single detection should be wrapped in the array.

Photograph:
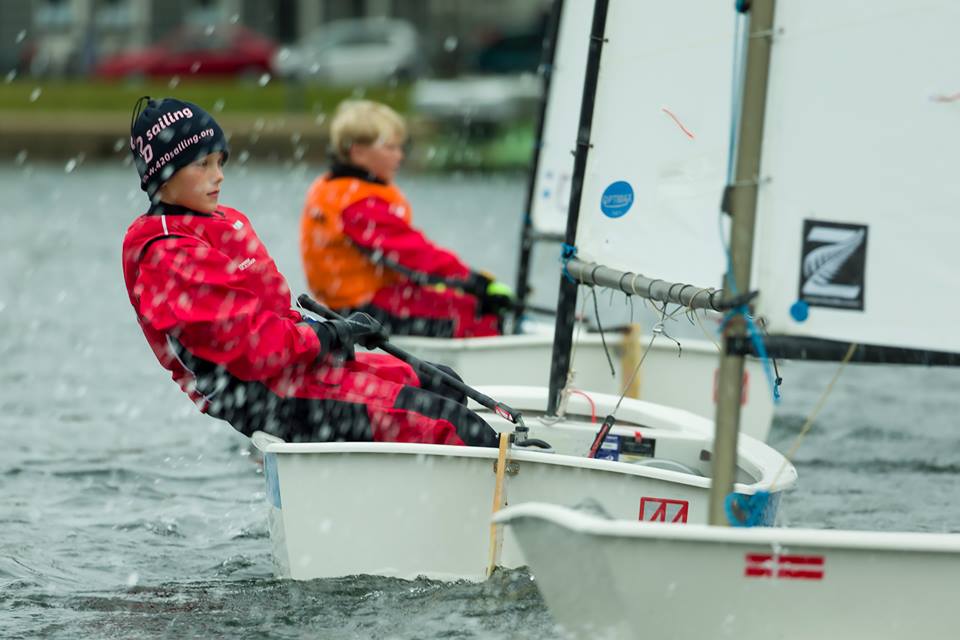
[{"x1": 253, "y1": 386, "x2": 795, "y2": 581}]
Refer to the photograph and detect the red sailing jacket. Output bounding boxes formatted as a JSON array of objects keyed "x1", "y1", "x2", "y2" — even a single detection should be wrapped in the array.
[
  {"x1": 122, "y1": 201, "x2": 471, "y2": 445},
  {"x1": 121, "y1": 202, "x2": 436, "y2": 406},
  {"x1": 122, "y1": 203, "x2": 324, "y2": 405}
]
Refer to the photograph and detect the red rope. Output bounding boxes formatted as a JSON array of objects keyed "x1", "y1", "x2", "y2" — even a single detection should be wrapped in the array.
[
  {"x1": 568, "y1": 388, "x2": 597, "y2": 424},
  {"x1": 661, "y1": 107, "x2": 696, "y2": 139}
]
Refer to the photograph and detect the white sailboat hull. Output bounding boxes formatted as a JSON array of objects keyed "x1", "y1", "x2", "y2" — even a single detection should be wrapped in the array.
[
  {"x1": 393, "y1": 331, "x2": 774, "y2": 441},
  {"x1": 254, "y1": 387, "x2": 794, "y2": 581},
  {"x1": 498, "y1": 503, "x2": 960, "y2": 639}
]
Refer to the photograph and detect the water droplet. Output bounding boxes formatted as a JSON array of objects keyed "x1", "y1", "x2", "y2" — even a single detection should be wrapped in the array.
[
  {"x1": 15, "y1": 150, "x2": 27, "y2": 164},
  {"x1": 238, "y1": 150, "x2": 250, "y2": 164},
  {"x1": 29, "y1": 87, "x2": 41, "y2": 102},
  {"x1": 5, "y1": 70, "x2": 16, "y2": 83},
  {"x1": 168, "y1": 75, "x2": 180, "y2": 88},
  {"x1": 204, "y1": 25, "x2": 215, "y2": 36},
  {"x1": 190, "y1": 61, "x2": 201, "y2": 73},
  {"x1": 126, "y1": 572, "x2": 139, "y2": 587},
  {"x1": 258, "y1": 73, "x2": 271, "y2": 87},
  {"x1": 64, "y1": 158, "x2": 77, "y2": 173},
  {"x1": 443, "y1": 36, "x2": 459, "y2": 52},
  {"x1": 16, "y1": 30, "x2": 26, "y2": 44},
  {"x1": 229, "y1": 14, "x2": 239, "y2": 24},
  {"x1": 213, "y1": 99, "x2": 225, "y2": 112}
]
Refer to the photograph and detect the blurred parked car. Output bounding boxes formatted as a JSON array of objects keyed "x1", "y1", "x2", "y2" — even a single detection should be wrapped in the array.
[
  {"x1": 412, "y1": 74, "x2": 542, "y2": 124},
  {"x1": 470, "y1": 12, "x2": 547, "y2": 75},
  {"x1": 94, "y1": 24, "x2": 275, "y2": 79},
  {"x1": 272, "y1": 18, "x2": 425, "y2": 85},
  {"x1": 472, "y1": 31, "x2": 544, "y2": 75}
]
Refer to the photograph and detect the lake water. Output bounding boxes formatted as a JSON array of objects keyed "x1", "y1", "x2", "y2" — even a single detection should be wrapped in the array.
[{"x1": 2, "y1": 160, "x2": 959, "y2": 639}]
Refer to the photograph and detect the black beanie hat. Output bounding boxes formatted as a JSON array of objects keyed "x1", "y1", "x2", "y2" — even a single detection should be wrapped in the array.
[{"x1": 129, "y1": 96, "x2": 230, "y2": 197}]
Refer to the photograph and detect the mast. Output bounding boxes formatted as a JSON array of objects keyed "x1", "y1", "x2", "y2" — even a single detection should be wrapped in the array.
[
  {"x1": 546, "y1": 0, "x2": 610, "y2": 416},
  {"x1": 708, "y1": 0, "x2": 776, "y2": 525},
  {"x1": 513, "y1": 0, "x2": 566, "y2": 331}
]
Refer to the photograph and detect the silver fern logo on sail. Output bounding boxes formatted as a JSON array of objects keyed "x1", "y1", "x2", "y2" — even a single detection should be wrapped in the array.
[{"x1": 801, "y1": 226, "x2": 865, "y2": 299}]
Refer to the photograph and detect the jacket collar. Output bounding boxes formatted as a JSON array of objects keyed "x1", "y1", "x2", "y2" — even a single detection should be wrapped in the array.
[
  {"x1": 146, "y1": 201, "x2": 221, "y2": 217},
  {"x1": 328, "y1": 161, "x2": 387, "y2": 186}
]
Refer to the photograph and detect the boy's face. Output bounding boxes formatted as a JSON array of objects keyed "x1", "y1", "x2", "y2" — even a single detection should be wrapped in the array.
[
  {"x1": 349, "y1": 134, "x2": 404, "y2": 183},
  {"x1": 158, "y1": 152, "x2": 225, "y2": 213}
]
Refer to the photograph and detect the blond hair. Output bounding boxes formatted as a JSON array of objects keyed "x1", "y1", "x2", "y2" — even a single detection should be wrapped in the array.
[{"x1": 330, "y1": 100, "x2": 407, "y2": 161}]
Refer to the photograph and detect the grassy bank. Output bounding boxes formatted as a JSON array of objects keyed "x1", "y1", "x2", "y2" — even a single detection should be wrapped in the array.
[
  {"x1": 0, "y1": 79, "x2": 534, "y2": 171},
  {"x1": 0, "y1": 79, "x2": 410, "y2": 115}
]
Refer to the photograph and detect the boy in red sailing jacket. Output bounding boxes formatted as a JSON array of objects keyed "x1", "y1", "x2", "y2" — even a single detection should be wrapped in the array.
[
  {"x1": 121, "y1": 96, "x2": 498, "y2": 446},
  {"x1": 300, "y1": 99, "x2": 515, "y2": 338}
]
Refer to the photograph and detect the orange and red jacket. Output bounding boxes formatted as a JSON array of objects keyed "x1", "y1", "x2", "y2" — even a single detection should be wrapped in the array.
[{"x1": 300, "y1": 165, "x2": 474, "y2": 309}]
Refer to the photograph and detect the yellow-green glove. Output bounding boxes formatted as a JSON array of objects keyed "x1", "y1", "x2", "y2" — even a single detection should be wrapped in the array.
[{"x1": 486, "y1": 280, "x2": 514, "y2": 299}]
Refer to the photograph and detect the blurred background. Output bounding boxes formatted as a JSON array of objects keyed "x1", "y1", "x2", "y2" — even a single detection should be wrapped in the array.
[{"x1": 0, "y1": 0, "x2": 553, "y2": 170}]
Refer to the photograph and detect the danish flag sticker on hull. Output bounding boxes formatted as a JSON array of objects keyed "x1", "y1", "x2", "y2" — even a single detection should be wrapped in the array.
[{"x1": 744, "y1": 553, "x2": 825, "y2": 580}]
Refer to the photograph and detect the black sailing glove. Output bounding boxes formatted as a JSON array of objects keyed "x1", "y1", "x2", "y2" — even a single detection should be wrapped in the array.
[
  {"x1": 464, "y1": 271, "x2": 516, "y2": 318},
  {"x1": 304, "y1": 312, "x2": 387, "y2": 362},
  {"x1": 340, "y1": 311, "x2": 388, "y2": 350},
  {"x1": 306, "y1": 317, "x2": 356, "y2": 361}
]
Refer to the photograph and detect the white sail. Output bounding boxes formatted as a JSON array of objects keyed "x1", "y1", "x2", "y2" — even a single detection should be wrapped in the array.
[
  {"x1": 752, "y1": 1, "x2": 960, "y2": 353},
  {"x1": 573, "y1": 0, "x2": 736, "y2": 286},
  {"x1": 529, "y1": 0, "x2": 594, "y2": 236}
]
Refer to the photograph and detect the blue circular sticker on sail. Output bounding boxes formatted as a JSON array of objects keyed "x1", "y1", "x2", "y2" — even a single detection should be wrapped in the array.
[
  {"x1": 790, "y1": 300, "x2": 810, "y2": 323},
  {"x1": 600, "y1": 181, "x2": 634, "y2": 218}
]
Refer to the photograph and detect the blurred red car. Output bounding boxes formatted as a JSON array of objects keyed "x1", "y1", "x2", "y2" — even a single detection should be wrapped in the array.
[{"x1": 94, "y1": 24, "x2": 276, "y2": 79}]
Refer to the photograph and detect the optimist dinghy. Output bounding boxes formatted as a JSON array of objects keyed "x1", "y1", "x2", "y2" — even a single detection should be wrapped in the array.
[{"x1": 253, "y1": 385, "x2": 794, "y2": 581}]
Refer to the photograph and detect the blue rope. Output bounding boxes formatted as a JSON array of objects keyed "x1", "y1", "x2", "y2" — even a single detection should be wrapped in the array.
[
  {"x1": 721, "y1": 303, "x2": 782, "y2": 404},
  {"x1": 724, "y1": 490, "x2": 770, "y2": 527},
  {"x1": 718, "y1": 9, "x2": 781, "y2": 404},
  {"x1": 560, "y1": 243, "x2": 578, "y2": 283}
]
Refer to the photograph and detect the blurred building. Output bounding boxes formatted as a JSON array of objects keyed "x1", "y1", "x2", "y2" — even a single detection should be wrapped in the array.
[{"x1": 0, "y1": 0, "x2": 551, "y2": 77}]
